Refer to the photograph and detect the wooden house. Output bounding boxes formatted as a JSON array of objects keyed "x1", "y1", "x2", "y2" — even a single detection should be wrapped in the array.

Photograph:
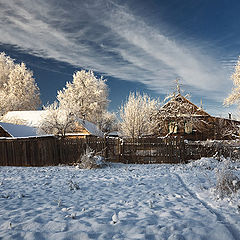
[
  {"x1": 0, "y1": 111, "x2": 104, "y2": 138},
  {"x1": 65, "y1": 119, "x2": 104, "y2": 139},
  {"x1": 154, "y1": 93, "x2": 240, "y2": 140}
]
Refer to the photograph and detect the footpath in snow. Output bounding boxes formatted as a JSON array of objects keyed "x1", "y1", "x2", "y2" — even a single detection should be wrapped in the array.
[{"x1": 0, "y1": 158, "x2": 239, "y2": 240}]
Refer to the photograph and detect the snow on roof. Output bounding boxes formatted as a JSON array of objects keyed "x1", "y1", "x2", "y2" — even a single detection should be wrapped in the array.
[
  {"x1": 0, "y1": 122, "x2": 38, "y2": 138},
  {"x1": 1, "y1": 110, "x2": 48, "y2": 127},
  {"x1": 1, "y1": 110, "x2": 104, "y2": 137},
  {"x1": 78, "y1": 119, "x2": 104, "y2": 137},
  {"x1": 161, "y1": 93, "x2": 210, "y2": 116}
]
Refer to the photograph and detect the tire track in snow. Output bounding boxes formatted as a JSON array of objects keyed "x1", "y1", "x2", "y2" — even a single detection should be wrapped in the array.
[{"x1": 174, "y1": 173, "x2": 240, "y2": 240}]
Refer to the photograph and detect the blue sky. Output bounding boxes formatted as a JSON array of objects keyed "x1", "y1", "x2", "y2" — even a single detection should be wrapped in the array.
[{"x1": 0, "y1": 0, "x2": 240, "y2": 117}]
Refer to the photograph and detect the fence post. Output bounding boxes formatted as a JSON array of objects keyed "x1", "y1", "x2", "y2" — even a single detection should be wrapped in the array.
[
  {"x1": 104, "y1": 136, "x2": 108, "y2": 160},
  {"x1": 117, "y1": 138, "x2": 120, "y2": 162},
  {"x1": 182, "y1": 137, "x2": 186, "y2": 163}
]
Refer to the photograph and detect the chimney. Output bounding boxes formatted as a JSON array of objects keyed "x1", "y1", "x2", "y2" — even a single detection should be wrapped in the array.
[{"x1": 228, "y1": 113, "x2": 232, "y2": 120}]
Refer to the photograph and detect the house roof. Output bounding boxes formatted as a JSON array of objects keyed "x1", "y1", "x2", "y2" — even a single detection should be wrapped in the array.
[
  {"x1": 0, "y1": 122, "x2": 38, "y2": 138},
  {"x1": 160, "y1": 93, "x2": 210, "y2": 117},
  {"x1": 1, "y1": 110, "x2": 104, "y2": 137},
  {"x1": 77, "y1": 119, "x2": 104, "y2": 138},
  {"x1": 1, "y1": 110, "x2": 47, "y2": 127}
]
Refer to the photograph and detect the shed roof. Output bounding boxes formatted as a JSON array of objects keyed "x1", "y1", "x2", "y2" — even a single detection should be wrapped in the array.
[{"x1": 0, "y1": 122, "x2": 38, "y2": 138}]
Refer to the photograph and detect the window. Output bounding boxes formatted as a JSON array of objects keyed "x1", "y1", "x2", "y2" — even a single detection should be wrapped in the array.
[
  {"x1": 185, "y1": 121, "x2": 192, "y2": 134},
  {"x1": 169, "y1": 122, "x2": 178, "y2": 133}
]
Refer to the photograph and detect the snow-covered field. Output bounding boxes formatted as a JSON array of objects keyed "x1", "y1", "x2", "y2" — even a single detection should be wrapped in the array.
[{"x1": 0, "y1": 158, "x2": 240, "y2": 240}]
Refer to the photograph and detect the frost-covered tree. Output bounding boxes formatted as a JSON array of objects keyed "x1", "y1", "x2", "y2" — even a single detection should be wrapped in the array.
[
  {"x1": 57, "y1": 70, "x2": 108, "y2": 124},
  {"x1": 0, "y1": 52, "x2": 41, "y2": 115},
  {"x1": 224, "y1": 56, "x2": 240, "y2": 106},
  {"x1": 38, "y1": 101, "x2": 75, "y2": 137},
  {"x1": 120, "y1": 92, "x2": 159, "y2": 139},
  {"x1": 0, "y1": 52, "x2": 14, "y2": 88},
  {"x1": 97, "y1": 111, "x2": 119, "y2": 134}
]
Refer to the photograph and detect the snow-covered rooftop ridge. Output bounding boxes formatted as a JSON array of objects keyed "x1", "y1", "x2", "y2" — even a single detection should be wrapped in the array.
[
  {"x1": 0, "y1": 122, "x2": 38, "y2": 138},
  {"x1": 1, "y1": 110, "x2": 48, "y2": 127},
  {"x1": 161, "y1": 93, "x2": 210, "y2": 116}
]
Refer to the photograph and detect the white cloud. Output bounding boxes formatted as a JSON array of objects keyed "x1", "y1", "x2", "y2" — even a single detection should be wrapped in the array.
[
  {"x1": 0, "y1": 0, "x2": 235, "y2": 113},
  {"x1": 104, "y1": 4, "x2": 231, "y2": 96}
]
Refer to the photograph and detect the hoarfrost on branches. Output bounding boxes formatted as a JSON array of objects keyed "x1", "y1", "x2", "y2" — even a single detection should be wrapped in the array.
[
  {"x1": 0, "y1": 52, "x2": 41, "y2": 115},
  {"x1": 215, "y1": 160, "x2": 240, "y2": 199},
  {"x1": 39, "y1": 69, "x2": 116, "y2": 135},
  {"x1": 57, "y1": 70, "x2": 108, "y2": 125},
  {"x1": 38, "y1": 101, "x2": 75, "y2": 137},
  {"x1": 75, "y1": 147, "x2": 105, "y2": 169},
  {"x1": 224, "y1": 56, "x2": 240, "y2": 107},
  {"x1": 97, "y1": 111, "x2": 119, "y2": 134},
  {"x1": 120, "y1": 92, "x2": 159, "y2": 139}
]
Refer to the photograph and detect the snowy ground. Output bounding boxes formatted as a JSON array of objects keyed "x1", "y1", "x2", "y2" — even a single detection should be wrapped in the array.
[{"x1": 0, "y1": 158, "x2": 240, "y2": 240}]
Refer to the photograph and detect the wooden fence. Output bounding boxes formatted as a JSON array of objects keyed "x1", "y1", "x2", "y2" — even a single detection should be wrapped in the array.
[
  {"x1": 105, "y1": 137, "x2": 186, "y2": 164},
  {"x1": 0, "y1": 136, "x2": 230, "y2": 167},
  {"x1": 184, "y1": 140, "x2": 240, "y2": 160},
  {"x1": 58, "y1": 137, "x2": 105, "y2": 165},
  {"x1": 0, "y1": 136, "x2": 106, "y2": 166},
  {"x1": 0, "y1": 136, "x2": 59, "y2": 166}
]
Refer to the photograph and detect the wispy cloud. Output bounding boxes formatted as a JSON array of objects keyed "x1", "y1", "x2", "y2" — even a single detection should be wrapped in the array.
[{"x1": 0, "y1": 0, "x2": 234, "y2": 111}]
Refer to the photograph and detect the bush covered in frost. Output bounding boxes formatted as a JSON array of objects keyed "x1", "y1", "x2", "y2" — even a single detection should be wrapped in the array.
[
  {"x1": 75, "y1": 146, "x2": 105, "y2": 169},
  {"x1": 215, "y1": 160, "x2": 240, "y2": 199}
]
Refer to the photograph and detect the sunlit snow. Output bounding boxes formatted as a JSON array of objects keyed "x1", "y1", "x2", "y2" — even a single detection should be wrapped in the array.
[{"x1": 0, "y1": 158, "x2": 239, "y2": 239}]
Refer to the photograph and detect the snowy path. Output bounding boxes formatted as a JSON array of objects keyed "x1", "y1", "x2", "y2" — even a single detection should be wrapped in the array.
[
  {"x1": 174, "y1": 172, "x2": 240, "y2": 240},
  {"x1": 0, "y1": 160, "x2": 239, "y2": 240}
]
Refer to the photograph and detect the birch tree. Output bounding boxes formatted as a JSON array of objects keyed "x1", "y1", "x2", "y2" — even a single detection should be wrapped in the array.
[
  {"x1": 120, "y1": 92, "x2": 159, "y2": 139},
  {"x1": 224, "y1": 56, "x2": 240, "y2": 106},
  {"x1": 0, "y1": 52, "x2": 41, "y2": 115},
  {"x1": 57, "y1": 70, "x2": 108, "y2": 124}
]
